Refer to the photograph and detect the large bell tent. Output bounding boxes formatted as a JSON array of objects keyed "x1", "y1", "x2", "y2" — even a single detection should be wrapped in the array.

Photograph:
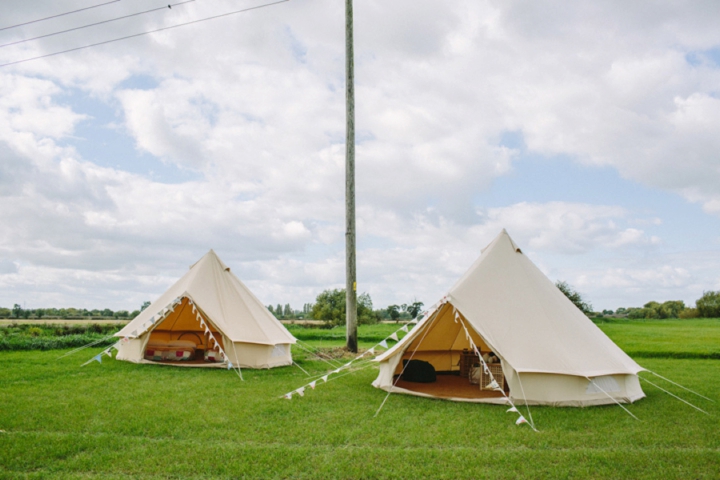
[
  {"x1": 115, "y1": 250, "x2": 296, "y2": 369},
  {"x1": 373, "y1": 230, "x2": 646, "y2": 407}
]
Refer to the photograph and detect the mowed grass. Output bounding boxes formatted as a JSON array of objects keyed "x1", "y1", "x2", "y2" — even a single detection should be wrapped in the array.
[{"x1": 0, "y1": 322, "x2": 718, "y2": 479}]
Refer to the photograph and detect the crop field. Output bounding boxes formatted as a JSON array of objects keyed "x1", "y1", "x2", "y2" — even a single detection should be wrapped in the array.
[{"x1": 0, "y1": 320, "x2": 718, "y2": 479}]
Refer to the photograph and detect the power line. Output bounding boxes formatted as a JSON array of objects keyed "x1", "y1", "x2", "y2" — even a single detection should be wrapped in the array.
[
  {"x1": 0, "y1": 0, "x2": 290, "y2": 68},
  {"x1": 0, "y1": 1, "x2": 196, "y2": 49},
  {"x1": 0, "y1": 0, "x2": 122, "y2": 32}
]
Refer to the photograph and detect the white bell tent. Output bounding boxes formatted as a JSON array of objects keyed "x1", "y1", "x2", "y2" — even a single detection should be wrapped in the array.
[
  {"x1": 115, "y1": 250, "x2": 296, "y2": 369},
  {"x1": 373, "y1": 230, "x2": 646, "y2": 407}
]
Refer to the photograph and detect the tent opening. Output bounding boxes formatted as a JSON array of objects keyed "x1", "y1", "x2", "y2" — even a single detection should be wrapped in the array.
[
  {"x1": 143, "y1": 298, "x2": 227, "y2": 365},
  {"x1": 392, "y1": 304, "x2": 509, "y2": 401}
]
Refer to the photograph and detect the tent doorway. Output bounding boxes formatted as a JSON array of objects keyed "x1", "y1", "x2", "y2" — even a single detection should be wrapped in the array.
[
  {"x1": 142, "y1": 298, "x2": 227, "y2": 366},
  {"x1": 390, "y1": 304, "x2": 509, "y2": 402}
]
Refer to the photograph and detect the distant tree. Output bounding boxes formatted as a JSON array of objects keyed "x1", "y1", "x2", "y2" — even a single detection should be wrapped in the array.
[
  {"x1": 283, "y1": 304, "x2": 292, "y2": 318},
  {"x1": 101, "y1": 308, "x2": 114, "y2": 317},
  {"x1": 130, "y1": 310, "x2": 141, "y2": 318},
  {"x1": 602, "y1": 309, "x2": 614, "y2": 315},
  {"x1": 407, "y1": 301, "x2": 424, "y2": 319},
  {"x1": 312, "y1": 289, "x2": 378, "y2": 326},
  {"x1": 696, "y1": 291, "x2": 720, "y2": 318},
  {"x1": 267, "y1": 305, "x2": 274, "y2": 314},
  {"x1": 615, "y1": 307, "x2": 628, "y2": 315},
  {"x1": 140, "y1": 301, "x2": 151, "y2": 312},
  {"x1": 312, "y1": 289, "x2": 345, "y2": 325},
  {"x1": 12, "y1": 304, "x2": 23, "y2": 319},
  {"x1": 276, "y1": 304, "x2": 283, "y2": 318},
  {"x1": 116, "y1": 310, "x2": 129, "y2": 318},
  {"x1": 555, "y1": 281, "x2": 593, "y2": 316},
  {"x1": 35, "y1": 309, "x2": 45, "y2": 319},
  {"x1": 0, "y1": 307, "x2": 11, "y2": 318},
  {"x1": 387, "y1": 305, "x2": 401, "y2": 322}
]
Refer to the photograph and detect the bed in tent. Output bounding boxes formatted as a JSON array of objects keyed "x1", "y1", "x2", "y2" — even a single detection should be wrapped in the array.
[
  {"x1": 373, "y1": 230, "x2": 646, "y2": 407},
  {"x1": 115, "y1": 250, "x2": 296, "y2": 369}
]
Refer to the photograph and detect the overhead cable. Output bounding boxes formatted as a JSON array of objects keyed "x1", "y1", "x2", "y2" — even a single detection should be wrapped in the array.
[
  {"x1": 0, "y1": 0, "x2": 122, "y2": 32},
  {"x1": 0, "y1": 1, "x2": 196, "y2": 49},
  {"x1": 0, "y1": 0, "x2": 290, "y2": 68}
]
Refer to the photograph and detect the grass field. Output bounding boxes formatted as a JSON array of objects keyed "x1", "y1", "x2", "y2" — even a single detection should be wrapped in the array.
[{"x1": 1, "y1": 321, "x2": 718, "y2": 479}]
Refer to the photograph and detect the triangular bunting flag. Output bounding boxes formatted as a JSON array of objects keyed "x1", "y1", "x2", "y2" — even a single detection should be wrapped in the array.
[
  {"x1": 321, "y1": 375, "x2": 329, "y2": 383},
  {"x1": 379, "y1": 340, "x2": 388, "y2": 348},
  {"x1": 284, "y1": 392, "x2": 293, "y2": 400},
  {"x1": 516, "y1": 416, "x2": 528, "y2": 425},
  {"x1": 487, "y1": 380, "x2": 499, "y2": 390},
  {"x1": 227, "y1": 362, "x2": 233, "y2": 370},
  {"x1": 400, "y1": 325, "x2": 409, "y2": 332},
  {"x1": 94, "y1": 354, "x2": 102, "y2": 364},
  {"x1": 309, "y1": 381, "x2": 316, "y2": 389},
  {"x1": 296, "y1": 387, "x2": 305, "y2": 397},
  {"x1": 368, "y1": 347, "x2": 375, "y2": 355},
  {"x1": 507, "y1": 406, "x2": 518, "y2": 413},
  {"x1": 389, "y1": 333, "x2": 399, "y2": 341}
]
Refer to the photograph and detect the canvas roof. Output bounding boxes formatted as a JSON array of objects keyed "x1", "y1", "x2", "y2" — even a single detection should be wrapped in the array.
[
  {"x1": 377, "y1": 230, "x2": 643, "y2": 378},
  {"x1": 116, "y1": 250, "x2": 296, "y2": 346}
]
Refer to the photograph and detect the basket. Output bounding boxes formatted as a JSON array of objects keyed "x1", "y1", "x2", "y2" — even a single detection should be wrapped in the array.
[{"x1": 480, "y1": 364, "x2": 504, "y2": 391}]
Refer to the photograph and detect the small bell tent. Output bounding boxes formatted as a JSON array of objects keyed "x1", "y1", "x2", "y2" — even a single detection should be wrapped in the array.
[
  {"x1": 373, "y1": 230, "x2": 645, "y2": 407},
  {"x1": 115, "y1": 250, "x2": 296, "y2": 369}
]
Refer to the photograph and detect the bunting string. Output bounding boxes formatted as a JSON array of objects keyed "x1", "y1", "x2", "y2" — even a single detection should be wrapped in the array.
[
  {"x1": 454, "y1": 311, "x2": 537, "y2": 431},
  {"x1": 280, "y1": 317, "x2": 426, "y2": 400},
  {"x1": 374, "y1": 306, "x2": 441, "y2": 417}
]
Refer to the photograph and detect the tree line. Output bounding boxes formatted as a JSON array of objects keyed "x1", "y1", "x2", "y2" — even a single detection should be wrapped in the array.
[
  {"x1": 6, "y1": 286, "x2": 718, "y2": 323},
  {"x1": 556, "y1": 281, "x2": 720, "y2": 320},
  {"x1": 0, "y1": 304, "x2": 141, "y2": 320},
  {"x1": 267, "y1": 289, "x2": 424, "y2": 326}
]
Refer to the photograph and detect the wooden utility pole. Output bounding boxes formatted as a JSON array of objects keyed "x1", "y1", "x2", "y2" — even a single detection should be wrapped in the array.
[{"x1": 345, "y1": 0, "x2": 358, "y2": 353}]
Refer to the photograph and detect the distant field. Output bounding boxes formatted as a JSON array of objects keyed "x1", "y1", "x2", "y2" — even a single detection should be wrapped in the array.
[
  {"x1": 597, "y1": 318, "x2": 720, "y2": 359},
  {"x1": 0, "y1": 319, "x2": 129, "y2": 326},
  {"x1": 0, "y1": 320, "x2": 718, "y2": 479}
]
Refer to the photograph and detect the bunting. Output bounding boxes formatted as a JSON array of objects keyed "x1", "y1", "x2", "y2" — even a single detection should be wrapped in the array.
[
  {"x1": 454, "y1": 314, "x2": 537, "y2": 431},
  {"x1": 280, "y1": 318, "x2": 421, "y2": 400}
]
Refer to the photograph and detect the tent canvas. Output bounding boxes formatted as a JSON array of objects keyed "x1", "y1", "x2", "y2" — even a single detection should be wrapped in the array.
[
  {"x1": 373, "y1": 230, "x2": 645, "y2": 407},
  {"x1": 115, "y1": 250, "x2": 296, "y2": 369}
]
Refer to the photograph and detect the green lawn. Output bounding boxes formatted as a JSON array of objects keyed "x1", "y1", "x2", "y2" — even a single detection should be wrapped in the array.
[{"x1": 1, "y1": 321, "x2": 718, "y2": 479}]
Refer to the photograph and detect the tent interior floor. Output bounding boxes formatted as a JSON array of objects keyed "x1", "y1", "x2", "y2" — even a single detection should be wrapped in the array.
[
  {"x1": 144, "y1": 359, "x2": 224, "y2": 367},
  {"x1": 394, "y1": 373, "x2": 506, "y2": 400}
]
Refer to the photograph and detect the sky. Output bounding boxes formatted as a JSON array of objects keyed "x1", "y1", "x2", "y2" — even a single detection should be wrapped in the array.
[{"x1": 1, "y1": 0, "x2": 719, "y2": 313}]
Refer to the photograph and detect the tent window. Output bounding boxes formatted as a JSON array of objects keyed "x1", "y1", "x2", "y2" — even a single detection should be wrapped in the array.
[
  {"x1": 271, "y1": 344, "x2": 288, "y2": 358},
  {"x1": 586, "y1": 376, "x2": 621, "y2": 394}
]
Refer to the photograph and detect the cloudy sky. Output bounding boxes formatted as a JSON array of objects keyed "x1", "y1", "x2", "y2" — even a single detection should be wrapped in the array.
[{"x1": 1, "y1": 0, "x2": 719, "y2": 312}]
